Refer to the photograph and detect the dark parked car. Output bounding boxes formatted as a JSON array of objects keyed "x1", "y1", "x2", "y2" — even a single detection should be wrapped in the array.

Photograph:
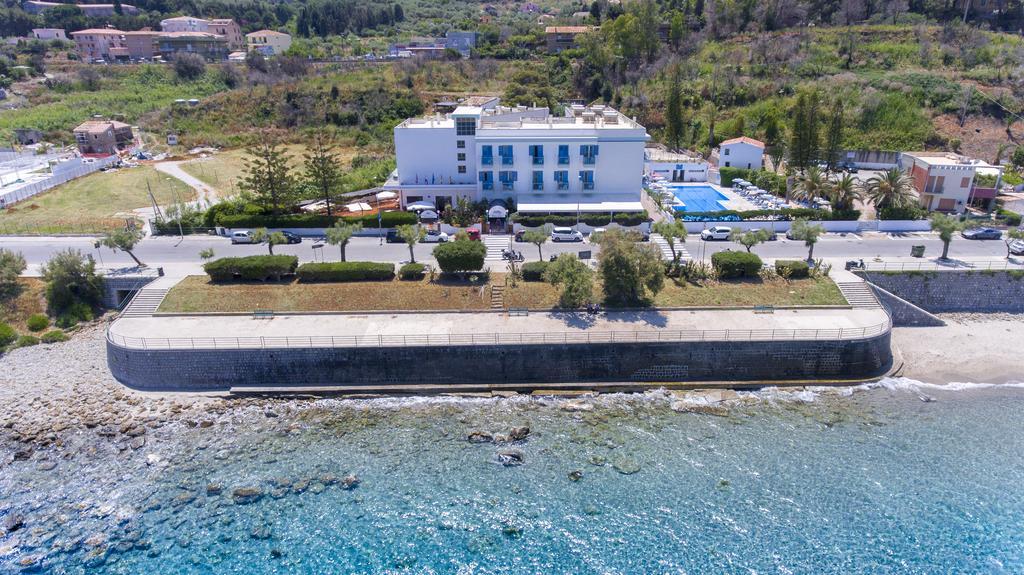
[
  {"x1": 961, "y1": 227, "x2": 1003, "y2": 240},
  {"x1": 280, "y1": 231, "x2": 302, "y2": 244},
  {"x1": 385, "y1": 229, "x2": 404, "y2": 243}
]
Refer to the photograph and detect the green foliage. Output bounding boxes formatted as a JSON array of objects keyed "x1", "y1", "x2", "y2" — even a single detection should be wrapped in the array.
[
  {"x1": 40, "y1": 249, "x2": 103, "y2": 326},
  {"x1": 789, "y1": 90, "x2": 821, "y2": 172},
  {"x1": 718, "y1": 168, "x2": 786, "y2": 194},
  {"x1": 730, "y1": 228, "x2": 770, "y2": 252},
  {"x1": 677, "y1": 207, "x2": 851, "y2": 221},
  {"x1": 433, "y1": 240, "x2": 486, "y2": 274},
  {"x1": 396, "y1": 224, "x2": 425, "y2": 263},
  {"x1": 239, "y1": 140, "x2": 298, "y2": 217},
  {"x1": 544, "y1": 254, "x2": 594, "y2": 309},
  {"x1": 598, "y1": 229, "x2": 664, "y2": 306},
  {"x1": 512, "y1": 213, "x2": 648, "y2": 227},
  {"x1": 203, "y1": 255, "x2": 299, "y2": 282},
  {"x1": 100, "y1": 228, "x2": 145, "y2": 266},
  {"x1": 1012, "y1": 147, "x2": 1024, "y2": 170},
  {"x1": 0, "y1": 322, "x2": 15, "y2": 348},
  {"x1": 0, "y1": 248, "x2": 26, "y2": 300},
  {"x1": 399, "y1": 262, "x2": 426, "y2": 281},
  {"x1": 325, "y1": 220, "x2": 363, "y2": 261},
  {"x1": 173, "y1": 53, "x2": 206, "y2": 81},
  {"x1": 297, "y1": 262, "x2": 395, "y2": 282},
  {"x1": 303, "y1": 132, "x2": 344, "y2": 216},
  {"x1": 711, "y1": 251, "x2": 763, "y2": 279},
  {"x1": 929, "y1": 213, "x2": 964, "y2": 259},
  {"x1": 16, "y1": 335, "x2": 40, "y2": 348},
  {"x1": 26, "y1": 314, "x2": 49, "y2": 332},
  {"x1": 789, "y1": 219, "x2": 826, "y2": 260},
  {"x1": 199, "y1": 248, "x2": 215, "y2": 261},
  {"x1": 216, "y1": 211, "x2": 416, "y2": 229},
  {"x1": 997, "y1": 209, "x2": 1022, "y2": 227},
  {"x1": 40, "y1": 329, "x2": 68, "y2": 344},
  {"x1": 521, "y1": 261, "x2": 550, "y2": 282},
  {"x1": 651, "y1": 220, "x2": 686, "y2": 260},
  {"x1": 775, "y1": 260, "x2": 810, "y2": 279},
  {"x1": 878, "y1": 205, "x2": 927, "y2": 220},
  {"x1": 521, "y1": 230, "x2": 549, "y2": 259}
]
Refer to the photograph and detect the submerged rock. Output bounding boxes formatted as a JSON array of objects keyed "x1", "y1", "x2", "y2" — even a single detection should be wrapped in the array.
[
  {"x1": 231, "y1": 487, "x2": 263, "y2": 505},
  {"x1": 509, "y1": 426, "x2": 531, "y2": 441},
  {"x1": 612, "y1": 458, "x2": 641, "y2": 475},
  {"x1": 496, "y1": 450, "x2": 525, "y2": 467},
  {"x1": 1, "y1": 514, "x2": 25, "y2": 536},
  {"x1": 568, "y1": 470, "x2": 583, "y2": 482},
  {"x1": 467, "y1": 431, "x2": 493, "y2": 443},
  {"x1": 341, "y1": 474, "x2": 360, "y2": 490}
]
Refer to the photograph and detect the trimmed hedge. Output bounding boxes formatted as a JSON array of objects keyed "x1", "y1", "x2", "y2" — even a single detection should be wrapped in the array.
[
  {"x1": 297, "y1": 262, "x2": 395, "y2": 282},
  {"x1": 511, "y1": 213, "x2": 649, "y2": 227},
  {"x1": 775, "y1": 260, "x2": 810, "y2": 278},
  {"x1": 711, "y1": 251, "x2": 763, "y2": 278},
  {"x1": 26, "y1": 314, "x2": 49, "y2": 332},
  {"x1": 41, "y1": 329, "x2": 68, "y2": 343},
  {"x1": 204, "y1": 255, "x2": 299, "y2": 282},
  {"x1": 997, "y1": 208, "x2": 1022, "y2": 227},
  {"x1": 878, "y1": 205, "x2": 927, "y2": 221},
  {"x1": 399, "y1": 262, "x2": 426, "y2": 280},
  {"x1": 678, "y1": 207, "x2": 858, "y2": 222},
  {"x1": 521, "y1": 261, "x2": 550, "y2": 281},
  {"x1": 433, "y1": 240, "x2": 486, "y2": 274},
  {"x1": 216, "y1": 211, "x2": 417, "y2": 229}
]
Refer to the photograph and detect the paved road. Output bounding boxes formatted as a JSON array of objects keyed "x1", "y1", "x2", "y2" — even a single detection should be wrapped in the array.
[{"x1": 5, "y1": 231, "x2": 1015, "y2": 275}]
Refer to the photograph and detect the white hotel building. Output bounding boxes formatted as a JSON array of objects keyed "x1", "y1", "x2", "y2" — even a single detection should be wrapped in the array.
[{"x1": 384, "y1": 101, "x2": 650, "y2": 215}]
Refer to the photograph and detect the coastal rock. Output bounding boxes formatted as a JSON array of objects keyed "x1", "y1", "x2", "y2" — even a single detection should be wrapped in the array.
[
  {"x1": 129, "y1": 437, "x2": 146, "y2": 450},
  {"x1": 12, "y1": 449, "x2": 32, "y2": 461},
  {"x1": 36, "y1": 460, "x2": 57, "y2": 471},
  {"x1": 496, "y1": 449, "x2": 525, "y2": 467},
  {"x1": 291, "y1": 480, "x2": 309, "y2": 495},
  {"x1": 231, "y1": 487, "x2": 263, "y2": 505},
  {"x1": 1, "y1": 514, "x2": 25, "y2": 535},
  {"x1": 205, "y1": 484, "x2": 222, "y2": 496},
  {"x1": 612, "y1": 458, "x2": 641, "y2": 475},
  {"x1": 145, "y1": 454, "x2": 161, "y2": 466},
  {"x1": 341, "y1": 474, "x2": 360, "y2": 490},
  {"x1": 250, "y1": 525, "x2": 272, "y2": 540},
  {"x1": 568, "y1": 470, "x2": 584, "y2": 482},
  {"x1": 561, "y1": 400, "x2": 593, "y2": 412},
  {"x1": 670, "y1": 401, "x2": 730, "y2": 416},
  {"x1": 319, "y1": 473, "x2": 339, "y2": 486},
  {"x1": 509, "y1": 426, "x2": 531, "y2": 441},
  {"x1": 467, "y1": 431, "x2": 493, "y2": 443}
]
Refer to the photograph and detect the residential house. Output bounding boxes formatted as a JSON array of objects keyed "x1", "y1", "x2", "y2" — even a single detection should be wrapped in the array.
[
  {"x1": 159, "y1": 16, "x2": 210, "y2": 33},
  {"x1": 544, "y1": 26, "x2": 594, "y2": 54},
  {"x1": 122, "y1": 30, "x2": 159, "y2": 60},
  {"x1": 23, "y1": 1, "x2": 137, "y2": 16},
  {"x1": 157, "y1": 31, "x2": 229, "y2": 61},
  {"x1": 210, "y1": 19, "x2": 244, "y2": 50},
  {"x1": 31, "y1": 28, "x2": 66, "y2": 41},
  {"x1": 444, "y1": 31, "x2": 476, "y2": 57},
  {"x1": 69, "y1": 28, "x2": 127, "y2": 62},
  {"x1": 246, "y1": 30, "x2": 291, "y2": 56},
  {"x1": 385, "y1": 101, "x2": 650, "y2": 216},
  {"x1": 644, "y1": 147, "x2": 708, "y2": 182},
  {"x1": 901, "y1": 152, "x2": 1004, "y2": 213},
  {"x1": 73, "y1": 120, "x2": 134, "y2": 156},
  {"x1": 717, "y1": 136, "x2": 765, "y2": 170}
]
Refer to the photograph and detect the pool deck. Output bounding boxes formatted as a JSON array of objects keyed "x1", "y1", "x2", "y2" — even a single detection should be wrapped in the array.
[{"x1": 666, "y1": 182, "x2": 760, "y2": 212}]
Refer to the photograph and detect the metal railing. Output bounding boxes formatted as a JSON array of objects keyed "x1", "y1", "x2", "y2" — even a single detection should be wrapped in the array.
[
  {"x1": 0, "y1": 155, "x2": 120, "y2": 208},
  {"x1": 862, "y1": 259, "x2": 1024, "y2": 272},
  {"x1": 107, "y1": 320, "x2": 891, "y2": 351}
]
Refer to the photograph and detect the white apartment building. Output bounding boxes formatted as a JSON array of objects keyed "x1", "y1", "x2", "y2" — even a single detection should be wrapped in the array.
[
  {"x1": 160, "y1": 16, "x2": 210, "y2": 33},
  {"x1": 901, "y1": 152, "x2": 1003, "y2": 213},
  {"x1": 384, "y1": 102, "x2": 650, "y2": 214}
]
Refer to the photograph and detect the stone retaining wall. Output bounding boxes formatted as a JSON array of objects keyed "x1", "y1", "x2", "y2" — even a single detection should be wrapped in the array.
[
  {"x1": 858, "y1": 270, "x2": 1024, "y2": 313},
  {"x1": 865, "y1": 283, "x2": 946, "y2": 327},
  {"x1": 107, "y1": 333, "x2": 892, "y2": 392}
]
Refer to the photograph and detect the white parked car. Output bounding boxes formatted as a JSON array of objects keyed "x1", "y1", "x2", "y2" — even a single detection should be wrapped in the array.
[
  {"x1": 1009, "y1": 239, "x2": 1024, "y2": 256},
  {"x1": 230, "y1": 231, "x2": 254, "y2": 244},
  {"x1": 551, "y1": 226, "x2": 584, "y2": 242},
  {"x1": 700, "y1": 226, "x2": 732, "y2": 241},
  {"x1": 419, "y1": 230, "x2": 449, "y2": 243}
]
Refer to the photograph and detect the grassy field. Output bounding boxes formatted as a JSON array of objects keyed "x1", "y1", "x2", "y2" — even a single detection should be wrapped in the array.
[
  {"x1": 159, "y1": 275, "x2": 492, "y2": 313},
  {"x1": 0, "y1": 279, "x2": 46, "y2": 332},
  {"x1": 178, "y1": 145, "x2": 362, "y2": 194},
  {"x1": 0, "y1": 165, "x2": 195, "y2": 234},
  {"x1": 159, "y1": 274, "x2": 846, "y2": 313}
]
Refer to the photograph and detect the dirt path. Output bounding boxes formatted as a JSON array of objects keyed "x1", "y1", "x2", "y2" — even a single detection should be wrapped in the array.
[{"x1": 153, "y1": 160, "x2": 219, "y2": 206}]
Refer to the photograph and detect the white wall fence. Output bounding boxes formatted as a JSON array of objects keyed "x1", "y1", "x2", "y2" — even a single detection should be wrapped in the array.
[
  {"x1": 680, "y1": 220, "x2": 930, "y2": 234},
  {"x1": 0, "y1": 155, "x2": 119, "y2": 208}
]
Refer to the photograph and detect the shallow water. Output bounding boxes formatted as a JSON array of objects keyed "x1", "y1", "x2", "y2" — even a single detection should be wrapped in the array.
[{"x1": 3, "y1": 380, "x2": 1024, "y2": 574}]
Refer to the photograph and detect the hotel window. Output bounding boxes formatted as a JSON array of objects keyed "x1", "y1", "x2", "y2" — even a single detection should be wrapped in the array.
[
  {"x1": 557, "y1": 145, "x2": 570, "y2": 165},
  {"x1": 457, "y1": 140, "x2": 466, "y2": 149},
  {"x1": 529, "y1": 145, "x2": 544, "y2": 165},
  {"x1": 554, "y1": 170, "x2": 569, "y2": 190},
  {"x1": 455, "y1": 118, "x2": 476, "y2": 136},
  {"x1": 724, "y1": 148, "x2": 730, "y2": 156},
  {"x1": 580, "y1": 145, "x2": 599, "y2": 165},
  {"x1": 579, "y1": 170, "x2": 595, "y2": 190},
  {"x1": 499, "y1": 170, "x2": 517, "y2": 190},
  {"x1": 457, "y1": 153, "x2": 466, "y2": 161},
  {"x1": 532, "y1": 171, "x2": 544, "y2": 191},
  {"x1": 481, "y1": 145, "x2": 493, "y2": 165},
  {"x1": 498, "y1": 145, "x2": 514, "y2": 165},
  {"x1": 458, "y1": 165, "x2": 466, "y2": 174},
  {"x1": 479, "y1": 171, "x2": 494, "y2": 190}
]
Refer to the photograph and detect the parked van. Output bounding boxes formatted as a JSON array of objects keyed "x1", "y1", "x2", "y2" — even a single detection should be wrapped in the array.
[
  {"x1": 551, "y1": 227, "x2": 584, "y2": 242},
  {"x1": 230, "y1": 231, "x2": 254, "y2": 244}
]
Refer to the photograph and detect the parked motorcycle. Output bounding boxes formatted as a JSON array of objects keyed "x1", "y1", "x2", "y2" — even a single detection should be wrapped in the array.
[
  {"x1": 845, "y1": 259, "x2": 865, "y2": 271},
  {"x1": 502, "y1": 249, "x2": 524, "y2": 262}
]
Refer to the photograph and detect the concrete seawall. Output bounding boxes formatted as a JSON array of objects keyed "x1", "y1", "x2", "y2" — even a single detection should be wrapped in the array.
[
  {"x1": 858, "y1": 270, "x2": 1024, "y2": 313},
  {"x1": 107, "y1": 332, "x2": 893, "y2": 393}
]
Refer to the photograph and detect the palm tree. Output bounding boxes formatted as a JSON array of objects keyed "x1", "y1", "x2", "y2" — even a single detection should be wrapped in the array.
[
  {"x1": 827, "y1": 173, "x2": 863, "y2": 211},
  {"x1": 863, "y1": 168, "x2": 915, "y2": 210},
  {"x1": 792, "y1": 166, "x2": 828, "y2": 201}
]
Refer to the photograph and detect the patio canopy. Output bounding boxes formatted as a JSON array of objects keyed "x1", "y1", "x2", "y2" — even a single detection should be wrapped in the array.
[
  {"x1": 344, "y1": 202, "x2": 372, "y2": 212},
  {"x1": 419, "y1": 209, "x2": 439, "y2": 221},
  {"x1": 406, "y1": 201, "x2": 434, "y2": 211},
  {"x1": 517, "y1": 195, "x2": 644, "y2": 213},
  {"x1": 488, "y1": 205, "x2": 509, "y2": 218}
]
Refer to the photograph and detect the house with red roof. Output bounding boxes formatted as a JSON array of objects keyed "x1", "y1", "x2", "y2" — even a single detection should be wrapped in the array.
[{"x1": 717, "y1": 136, "x2": 765, "y2": 170}]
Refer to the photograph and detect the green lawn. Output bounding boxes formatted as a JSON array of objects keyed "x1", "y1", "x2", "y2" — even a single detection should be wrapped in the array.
[
  {"x1": 178, "y1": 144, "x2": 358, "y2": 195},
  {"x1": 0, "y1": 165, "x2": 195, "y2": 234}
]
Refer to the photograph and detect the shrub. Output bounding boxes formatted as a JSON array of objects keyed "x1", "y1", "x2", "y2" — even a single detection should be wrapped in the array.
[
  {"x1": 775, "y1": 259, "x2": 810, "y2": 279},
  {"x1": 203, "y1": 256, "x2": 298, "y2": 282},
  {"x1": 433, "y1": 240, "x2": 486, "y2": 274},
  {"x1": 521, "y1": 261, "x2": 550, "y2": 281},
  {"x1": 26, "y1": 314, "x2": 49, "y2": 332},
  {"x1": 511, "y1": 213, "x2": 648, "y2": 227},
  {"x1": 0, "y1": 248, "x2": 27, "y2": 300},
  {"x1": 296, "y1": 262, "x2": 394, "y2": 282},
  {"x1": 399, "y1": 262, "x2": 426, "y2": 281},
  {"x1": 711, "y1": 251, "x2": 763, "y2": 279},
  {"x1": 56, "y1": 301, "x2": 93, "y2": 328},
  {"x1": 997, "y1": 208, "x2": 1022, "y2": 227},
  {"x1": 41, "y1": 329, "x2": 68, "y2": 343},
  {"x1": 40, "y1": 249, "x2": 104, "y2": 322},
  {"x1": 878, "y1": 205, "x2": 927, "y2": 220},
  {"x1": 16, "y1": 335, "x2": 39, "y2": 347},
  {"x1": 0, "y1": 322, "x2": 15, "y2": 348},
  {"x1": 216, "y1": 211, "x2": 416, "y2": 229}
]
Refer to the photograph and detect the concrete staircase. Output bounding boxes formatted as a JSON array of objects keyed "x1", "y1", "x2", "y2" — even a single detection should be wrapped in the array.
[
  {"x1": 120, "y1": 288, "x2": 170, "y2": 317},
  {"x1": 484, "y1": 235, "x2": 511, "y2": 262},
  {"x1": 650, "y1": 233, "x2": 690, "y2": 261},
  {"x1": 490, "y1": 283, "x2": 505, "y2": 310},
  {"x1": 836, "y1": 282, "x2": 882, "y2": 309}
]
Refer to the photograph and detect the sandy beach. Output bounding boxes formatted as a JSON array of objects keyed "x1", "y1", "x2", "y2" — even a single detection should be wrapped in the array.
[{"x1": 892, "y1": 313, "x2": 1024, "y2": 384}]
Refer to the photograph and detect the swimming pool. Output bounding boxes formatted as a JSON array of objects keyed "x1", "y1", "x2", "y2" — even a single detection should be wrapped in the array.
[{"x1": 669, "y1": 185, "x2": 729, "y2": 212}]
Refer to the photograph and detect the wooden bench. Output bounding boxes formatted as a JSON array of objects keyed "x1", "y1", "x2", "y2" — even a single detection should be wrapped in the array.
[
  {"x1": 253, "y1": 310, "x2": 275, "y2": 320},
  {"x1": 753, "y1": 305, "x2": 775, "y2": 314},
  {"x1": 508, "y1": 307, "x2": 529, "y2": 317}
]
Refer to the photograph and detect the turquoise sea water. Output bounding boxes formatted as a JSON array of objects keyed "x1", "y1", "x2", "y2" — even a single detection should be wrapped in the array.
[
  {"x1": 3, "y1": 380, "x2": 1024, "y2": 574},
  {"x1": 669, "y1": 185, "x2": 729, "y2": 212}
]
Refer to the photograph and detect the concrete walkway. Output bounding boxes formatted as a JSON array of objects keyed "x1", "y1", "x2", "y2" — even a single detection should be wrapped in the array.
[
  {"x1": 108, "y1": 306, "x2": 890, "y2": 350},
  {"x1": 153, "y1": 160, "x2": 219, "y2": 206}
]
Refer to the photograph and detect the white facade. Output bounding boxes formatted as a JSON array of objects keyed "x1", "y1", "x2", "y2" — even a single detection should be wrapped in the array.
[
  {"x1": 718, "y1": 137, "x2": 764, "y2": 170},
  {"x1": 387, "y1": 103, "x2": 650, "y2": 213},
  {"x1": 160, "y1": 16, "x2": 210, "y2": 33},
  {"x1": 644, "y1": 149, "x2": 708, "y2": 182},
  {"x1": 32, "y1": 28, "x2": 66, "y2": 40},
  {"x1": 246, "y1": 30, "x2": 292, "y2": 55}
]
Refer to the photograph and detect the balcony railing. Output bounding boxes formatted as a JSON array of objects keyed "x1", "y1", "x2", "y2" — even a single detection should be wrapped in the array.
[
  {"x1": 582, "y1": 157, "x2": 596, "y2": 165},
  {"x1": 481, "y1": 157, "x2": 493, "y2": 165},
  {"x1": 501, "y1": 156, "x2": 514, "y2": 165},
  {"x1": 532, "y1": 157, "x2": 544, "y2": 165}
]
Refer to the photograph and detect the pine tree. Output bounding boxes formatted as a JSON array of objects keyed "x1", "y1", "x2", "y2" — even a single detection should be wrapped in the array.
[
  {"x1": 239, "y1": 139, "x2": 297, "y2": 217},
  {"x1": 393, "y1": 3, "x2": 404, "y2": 22},
  {"x1": 789, "y1": 91, "x2": 821, "y2": 173},
  {"x1": 665, "y1": 66, "x2": 683, "y2": 150},
  {"x1": 303, "y1": 132, "x2": 342, "y2": 217},
  {"x1": 825, "y1": 99, "x2": 844, "y2": 170}
]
